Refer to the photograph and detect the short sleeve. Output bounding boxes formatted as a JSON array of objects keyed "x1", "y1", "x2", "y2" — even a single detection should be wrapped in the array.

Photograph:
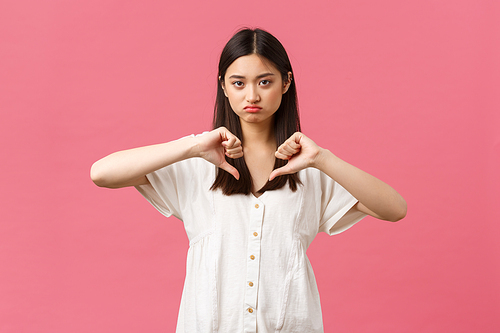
[
  {"x1": 135, "y1": 160, "x2": 188, "y2": 220},
  {"x1": 317, "y1": 172, "x2": 367, "y2": 235},
  {"x1": 134, "y1": 134, "x2": 213, "y2": 221}
]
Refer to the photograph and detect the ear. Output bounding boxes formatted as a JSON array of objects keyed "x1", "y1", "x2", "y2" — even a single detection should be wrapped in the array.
[
  {"x1": 219, "y1": 76, "x2": 228, "y2": 97},
  {"x1": 282, "y1": 72, "x2": 293, "y2": 94}
]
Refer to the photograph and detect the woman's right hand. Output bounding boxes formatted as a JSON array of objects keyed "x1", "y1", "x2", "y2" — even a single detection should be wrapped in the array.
[
  {"x1": 91, "y1": 127, "x2": 243, "y2": 188},
  {"x1": 194, "y1": 127, "x2": 243, "y2": 180}
]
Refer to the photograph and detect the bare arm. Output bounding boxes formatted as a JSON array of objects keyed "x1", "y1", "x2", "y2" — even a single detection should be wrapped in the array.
[
  {"x1": 269, "y1": 132, "x2": 407, "y2": 222},
  {"x1": 90, "y1": 127, "x2": 243, "y2": 189},
  {"x1": 313, "y1": 149, "x2": 407, "y2": 222}
]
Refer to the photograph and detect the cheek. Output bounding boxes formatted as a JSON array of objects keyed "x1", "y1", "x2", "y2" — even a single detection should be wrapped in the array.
[
  {"x1": 228, "y1": 95, "x2": 248, "y2": 117},
  {"x1": 267, "y1": 88, "x2": 283, "y2": 108},
  {"x1": 226, "y1": 91, "x2": 241, "y2": 109}
]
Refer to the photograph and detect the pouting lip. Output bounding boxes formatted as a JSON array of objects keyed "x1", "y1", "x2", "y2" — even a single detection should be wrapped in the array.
[{"x1": 244, "y1": 105, "x2": 262, "y2": 110}]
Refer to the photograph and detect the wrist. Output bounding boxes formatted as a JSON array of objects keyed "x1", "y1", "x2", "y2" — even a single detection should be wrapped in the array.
[
  {"x1": 180, "y1": 135, "x2": 201, "y2": 159},
  {"x1": 312, "y1": 148, "x2": 338, "y2": 171}
]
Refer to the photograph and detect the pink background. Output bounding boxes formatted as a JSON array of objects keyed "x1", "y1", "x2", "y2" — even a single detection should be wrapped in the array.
[{"x1": 1, "y1": 0, "x2": 499, "y2": 332}]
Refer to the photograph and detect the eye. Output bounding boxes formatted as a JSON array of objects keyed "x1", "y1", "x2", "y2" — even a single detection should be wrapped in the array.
[
  {"x1": 259, "y1": 80, "x2": 271, "y2": 86},
  {"x1": 232, "y1": 81, "x2": 244, "y2": 87}
]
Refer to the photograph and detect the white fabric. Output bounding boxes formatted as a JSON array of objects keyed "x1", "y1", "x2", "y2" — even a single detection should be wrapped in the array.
[{"x1": 135, "y1": 146, "x2": 366, "y2": 333}]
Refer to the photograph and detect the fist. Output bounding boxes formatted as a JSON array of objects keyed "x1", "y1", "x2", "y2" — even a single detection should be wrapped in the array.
[
  {"x1": 195, "y1": 127, "x2": 243, "y2": 180},
  {"x1": 269, "y1": 132, "x2": 322, "y2": 181}
]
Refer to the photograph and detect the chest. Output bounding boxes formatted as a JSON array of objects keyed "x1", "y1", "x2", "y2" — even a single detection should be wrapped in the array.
[
  {"x1": 244, "y1": 151, "x2": 276, "y2": 195},
  {"x1": 205, "y1": 184, "x2": 317, "y2": 247}
]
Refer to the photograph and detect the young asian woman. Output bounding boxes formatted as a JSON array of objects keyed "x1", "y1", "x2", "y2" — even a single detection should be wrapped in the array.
[{"x1": 91, "y1": 28, "x2": 406, "y2": 333}]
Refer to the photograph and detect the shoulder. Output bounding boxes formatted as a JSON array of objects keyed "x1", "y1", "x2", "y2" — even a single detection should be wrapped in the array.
[
  {"x1": 298, "y1": 167, "x2": 324, "y2": 185},
  {"x1": 299, "y1": 167, "x2": 346, "y2": 198},
  {"x1": 157, "y1": 157, "x2": 214, "y2": 179}
]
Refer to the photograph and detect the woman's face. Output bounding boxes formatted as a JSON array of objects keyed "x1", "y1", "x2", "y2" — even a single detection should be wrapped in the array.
[{"x1": 222, "y1": 54, "x2": 291, "y2": 128}]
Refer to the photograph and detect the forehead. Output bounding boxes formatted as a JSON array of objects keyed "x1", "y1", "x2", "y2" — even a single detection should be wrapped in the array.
[{"x1": 225, "y1": 54, "x2": 280, "y2": 78}]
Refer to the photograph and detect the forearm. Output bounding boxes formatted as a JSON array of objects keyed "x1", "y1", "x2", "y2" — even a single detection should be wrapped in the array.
[
  {"x1": 314, "y1": 149, "x2": 407, "y2": 221},
  {"x1": 90, "y1": 136, "x2": 199, "y2": 188}
]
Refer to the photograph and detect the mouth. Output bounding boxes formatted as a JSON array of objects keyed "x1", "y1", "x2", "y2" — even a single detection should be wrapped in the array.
[{"x1": 244, "y1": 105, "x2": 262, "y2": 113}]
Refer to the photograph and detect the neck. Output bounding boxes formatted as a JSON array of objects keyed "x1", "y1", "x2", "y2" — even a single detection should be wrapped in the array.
[{"x1": 240, "y1": 118, "x2": 275, "y2": 148}]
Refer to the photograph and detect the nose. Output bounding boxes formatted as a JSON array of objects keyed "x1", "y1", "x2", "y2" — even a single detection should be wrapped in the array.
[{"x1": 246, "y1": 85, "x2": 260, "y2": 103}]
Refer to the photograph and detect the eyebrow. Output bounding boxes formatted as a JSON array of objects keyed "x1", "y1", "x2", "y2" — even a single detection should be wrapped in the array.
[{"x1": 228, "y1": 73, "x2": 275, "y2": 79}]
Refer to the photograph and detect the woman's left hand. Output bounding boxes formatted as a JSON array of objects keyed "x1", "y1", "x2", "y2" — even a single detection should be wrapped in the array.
[{"x1": 269, "y1": 132, "x2": 322, "y2": 181}]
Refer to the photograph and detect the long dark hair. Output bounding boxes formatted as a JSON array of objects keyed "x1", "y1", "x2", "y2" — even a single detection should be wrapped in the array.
[{"x1": 211, "y1": 28, "x2": 302, "y2": 195}]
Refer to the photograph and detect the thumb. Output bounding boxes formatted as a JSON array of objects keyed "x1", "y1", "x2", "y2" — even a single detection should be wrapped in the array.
[
  {"x1": 219, "y1": 161, "x2": 240, "y2": 180},
  {"x1": 269, "y1": 164, "x2": 292, "y2": 181}
]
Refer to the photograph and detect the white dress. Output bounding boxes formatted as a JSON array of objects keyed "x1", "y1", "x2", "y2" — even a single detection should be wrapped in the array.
[{"x1": 135, "y1": 148, "x2": 366, "y2": 333}]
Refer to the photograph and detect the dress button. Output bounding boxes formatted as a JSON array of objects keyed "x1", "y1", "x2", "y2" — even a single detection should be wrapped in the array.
[
  {"x1": 250, "y1": 255, "x2": 255, "y2": 260},
  {"x1": 255, "y1": 204, "x2": 259, "y2": 209},
  {"x1": 249, "y1": 282, "x2": 254, "y2": 287},
  {"x1": 253, "y1": 232, "x2": 258, "y2": 237},
  {"x1": 248, "y1": 308, "x2": 253, "y2": 313}
]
